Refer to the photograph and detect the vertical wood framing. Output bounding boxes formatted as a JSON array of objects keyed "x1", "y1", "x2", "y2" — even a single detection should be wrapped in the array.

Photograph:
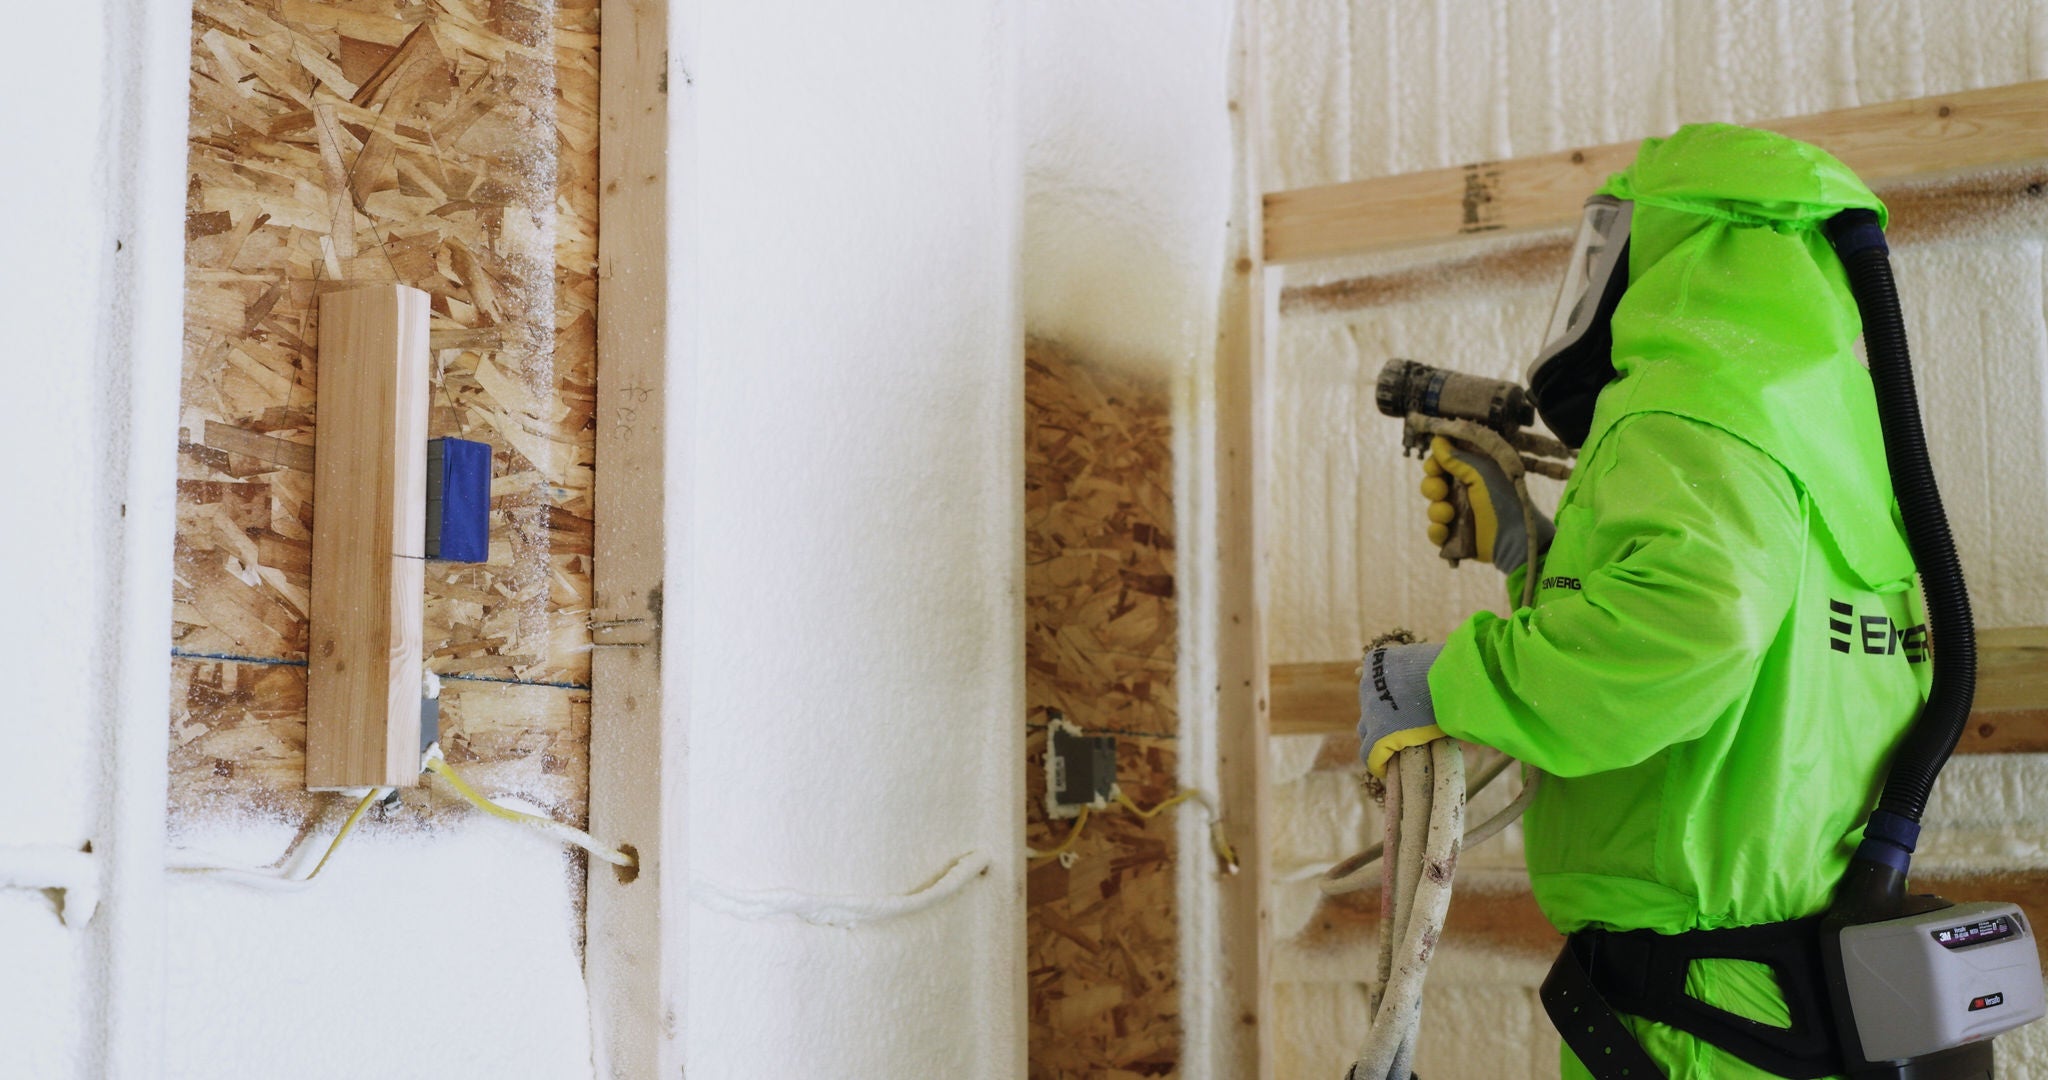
[
  {"x1": 306, "y1": 284, "x2": 429, "y2": 789},
  {"x1": 1207, "y1": 1, "x2": 1274, "y2": 1073},
  {"x1": 588, "y1": 0, "x2": 674, "y2": 1074},
  {"x1": 1210, "y1": 281, "x2": 1277, "y2": 1076}
]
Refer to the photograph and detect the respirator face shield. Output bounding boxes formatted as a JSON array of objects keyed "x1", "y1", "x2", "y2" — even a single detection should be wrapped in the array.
[{"x1": 1526, "y1": 195, "x2": 1634, "y2": 448}]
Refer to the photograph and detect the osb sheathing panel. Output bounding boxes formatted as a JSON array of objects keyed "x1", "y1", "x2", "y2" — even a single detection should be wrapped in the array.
[
  {"x1": 1026, "y1": 341, "x2": 1182, "y2": 1078},
  {"x1": 175, "y1": 0, "x2": 599, "y2": 824}
]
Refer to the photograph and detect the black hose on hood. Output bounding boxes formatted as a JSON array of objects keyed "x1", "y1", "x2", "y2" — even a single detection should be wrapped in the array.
[{"x1": 1824, "y1": 209, "x2": 1976, "y2": 912}]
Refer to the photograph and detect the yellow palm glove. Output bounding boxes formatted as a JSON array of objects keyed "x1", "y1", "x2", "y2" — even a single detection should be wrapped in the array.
[{"x1": 1419, "y1": 436, "x2": 1552, "y2": 574}]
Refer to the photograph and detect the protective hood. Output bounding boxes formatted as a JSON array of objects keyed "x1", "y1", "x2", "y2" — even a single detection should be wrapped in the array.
[{"x1": 1583, "y1": 123, "x2": 1915, "y2": 590}]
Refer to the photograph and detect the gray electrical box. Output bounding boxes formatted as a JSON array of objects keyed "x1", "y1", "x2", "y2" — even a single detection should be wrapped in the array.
[
  {"x1": 1044, "y1": 711, "x2": 1116, "y2": 820},
  {"x1": 1839, "y1": 901, "x2": 2045, "y2": 1061}
]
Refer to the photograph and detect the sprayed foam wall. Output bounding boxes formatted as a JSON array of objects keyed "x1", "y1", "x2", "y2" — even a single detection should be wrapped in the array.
[
  {"x1": 0, "y1": 6, "x2": 121, "y2": 1074},
  {"x1": 678, "y1": 3, "x2": 1026, "y2": 1075},
  {"x1": 1024, "y1": 1, "x2": 1235, "y2": 383},
  {"x1": 0, "y1": 0, "x2": 185, "y2": 1075},
  {"x1": 1258, "y1": 1, "x2": 2048, "y2": 1075}
]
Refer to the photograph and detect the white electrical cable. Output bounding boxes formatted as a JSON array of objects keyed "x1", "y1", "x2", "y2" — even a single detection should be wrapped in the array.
[
  {"x1": 166, "y1": 854, "x2": 322, "y2": 892},
  {"x1": 691, "y1": 849, "x2": 994, "y2": 929},
  {"x1": 168, "y1": 786, "x2": 393, "y2": 890},
  {"x1": 1276, "y1": 860, "x2": 1343, "y2": 884},
  {"x1": 421, "y1": 745, "x2": 636, "y2": 868}
]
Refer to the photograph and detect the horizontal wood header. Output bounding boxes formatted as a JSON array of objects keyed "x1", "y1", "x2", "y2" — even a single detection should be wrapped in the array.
[
  {"x1": 1264, "y1": 79, "x2": 2048, "y2": 264},
  {"x1": 1274, "y1": 626, "x2": 2048, "y2": 757}
]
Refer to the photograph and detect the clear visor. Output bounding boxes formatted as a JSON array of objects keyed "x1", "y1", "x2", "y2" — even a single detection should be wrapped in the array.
[{"x1": 1539, "y1": 195, "x2": 1630, "y2": 353}]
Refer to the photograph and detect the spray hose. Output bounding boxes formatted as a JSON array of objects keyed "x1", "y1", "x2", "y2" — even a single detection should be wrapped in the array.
[
  {"x1": 1344, "y1": 741, "x2": 1466, "y2": 1080},
  {"x1": 1824, "y1": 209, "x2": 1977, "y2": 916},
  {"x1": 1336, "y1": 417, "x2": 1553, "y2": 1078}
]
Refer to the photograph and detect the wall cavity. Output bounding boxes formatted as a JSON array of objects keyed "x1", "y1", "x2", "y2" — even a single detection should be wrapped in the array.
[
  {"x1": 1019, "y1": 5, "x2": 1240, "y2": 1075},
  {"x1": 1025, "y1": 340, "x2": 1184, "y2": 1074},
  {"x1": 676, "y1": 2, "x2": 1026, "y2": 1074},
  {"x1": 168, "y1": 2, "x2": 600, "y2": 1074}
]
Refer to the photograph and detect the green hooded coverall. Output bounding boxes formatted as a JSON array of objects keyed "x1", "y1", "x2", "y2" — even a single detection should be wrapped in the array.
[{"x1": 1427, "y1": 125, "x2": 1932, "y2": 1079}]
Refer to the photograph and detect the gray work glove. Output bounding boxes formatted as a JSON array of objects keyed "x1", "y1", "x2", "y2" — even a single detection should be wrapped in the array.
[
  {"x1": 1421, "y1": 436, "x2": 1555, "y2": 576},
  {"x1": 1358, "y1": 642, "x2": 1446, "y2": 778}
]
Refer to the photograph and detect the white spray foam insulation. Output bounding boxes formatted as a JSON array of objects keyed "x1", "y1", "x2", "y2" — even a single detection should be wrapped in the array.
[
  {"x1": 681, "y1": 2, "x2": 1023, "y2": 1075},
  {"x1": 1923, "y1": 755, "x2": 2048, "y2": 872},
  {"x1": 1259, "y1": 0, "x2": 2048, "y2": 194},
  {"x1": 1019, "y1": 6, "x2": 1240, "y2": 1073},
  {"x1": 0, "y1": 0, "x2": 110, "y2": 857},
  {"x1": 1274, "y1": 982, "x2": 1375, "y2": 1080},
  {"x1": 1416, "y1": 984, "x2": 1559, "y2": 1078},
  {"x1": 1270, "y1": 771, "x2": 1373, "y2": 939},
  {"x1": 1260, "y1": 2, "x2": 2048, "y2": 1074},
  {"x1": 0, "y1": 0, "x2": 182, "y2": 1075},
  {"x1": 4, "y1": 3, "x2": 681, "y2": 1076},
  {"x1": 161, "y1": 822, "x2": 594, "y2": 1079},
  {"x1": 1894, "y1": 240, "x2": 2048, "y2": 628},
  {"x1": 2000, "y1": 1019, "x2": 2048, "y2": 1078},
  {"x1": 0, "y1": 892, "x2": 87, "y2": 1078},
  {"x1": 1271, "y1": 732, "x2": 1329, "y2": 785},
  {"x1": 1023, "y1": 0, "x2": 1234, "y2": 380}
]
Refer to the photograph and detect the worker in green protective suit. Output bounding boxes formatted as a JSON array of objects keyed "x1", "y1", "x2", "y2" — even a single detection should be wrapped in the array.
[{"x1": 1358, "y1": 124, "x2": 1931, "y2": 1079}]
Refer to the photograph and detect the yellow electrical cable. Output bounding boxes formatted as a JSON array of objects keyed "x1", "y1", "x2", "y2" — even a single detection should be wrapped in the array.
[
  {"x1": 1028, "y1": 790, "x2": 1241, "y2": 873},
  {"x1": 1208, "y1": 823, "x2": 1241, "y2": 874},
  {"x1": 1114, "y1": 788, "x2": 1194, "y2": 820},
  {"x1": 1118, "y1": 788, "x2": 1241, "y2": 873},
  {"x1": 424, "y1": 755, "x2": 541, "y2": 827},
  {"x1": 424, "y1": 754, "x2": 637, "y2": 869},
  {"x1": 304, "y1": 788, "x2": 381, "y2": 881},
  {"x1": 1029, "y1": 807, "x2": 1091, "y2": 867}
]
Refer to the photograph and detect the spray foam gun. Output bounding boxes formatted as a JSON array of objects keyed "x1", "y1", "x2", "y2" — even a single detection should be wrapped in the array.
[{"x1": 1374, "y1": 359, "x2": 1574, "y2": 608}]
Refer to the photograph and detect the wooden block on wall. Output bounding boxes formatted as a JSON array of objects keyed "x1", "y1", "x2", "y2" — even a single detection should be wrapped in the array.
[{"x1": 307, "y1": 284, "x2": 430, "y2": 789}]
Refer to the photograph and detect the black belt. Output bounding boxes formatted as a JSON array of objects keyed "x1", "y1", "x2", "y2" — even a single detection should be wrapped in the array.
[{"x1": 1540, "y1": 916, "x2": 1844, "y2": 1079}]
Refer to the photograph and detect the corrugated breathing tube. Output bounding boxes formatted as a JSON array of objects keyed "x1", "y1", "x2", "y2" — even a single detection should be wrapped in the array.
[{"x1": 1824, "y1": 208, "x2": 1977, "y2": 914}]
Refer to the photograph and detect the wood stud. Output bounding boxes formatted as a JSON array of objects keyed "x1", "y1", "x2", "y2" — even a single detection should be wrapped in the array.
[{"x1": 584, "y1": 0, "x2": 674, "y2": 1072}]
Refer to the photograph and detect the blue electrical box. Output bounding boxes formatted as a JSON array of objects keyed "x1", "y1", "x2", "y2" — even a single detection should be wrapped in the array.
[{"x1": 425, "y1": 438, "x2": 490, "y2": 563}]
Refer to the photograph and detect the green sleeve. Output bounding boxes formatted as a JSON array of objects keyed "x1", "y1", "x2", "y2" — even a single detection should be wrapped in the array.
[
  {"x1": 1430, "y1": 412, "x2": 1803, "y2": 777},
  {"x1": 1502, "y1": 563, "x2": 1531, "y2": 612}
]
